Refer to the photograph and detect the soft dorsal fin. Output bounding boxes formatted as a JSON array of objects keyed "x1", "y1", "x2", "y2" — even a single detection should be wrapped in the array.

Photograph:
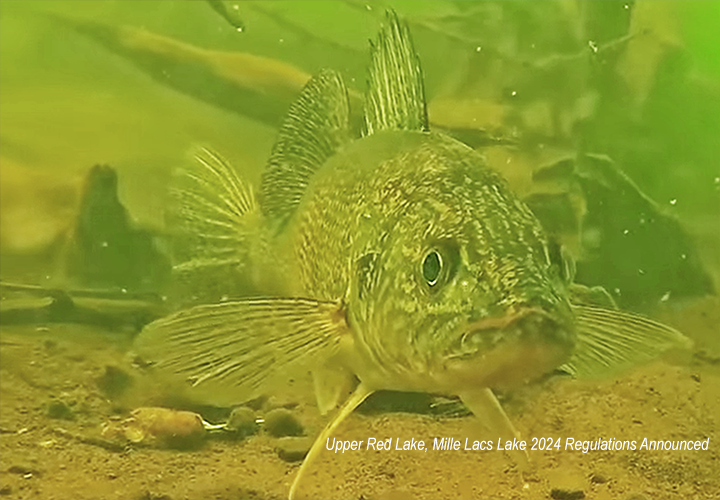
[
  {"x1": 260, "y1": 69, "x2": 350, "y2": 229},
  {"x1": 363, "y1": 10, "x2": 429, "y2": 135}
]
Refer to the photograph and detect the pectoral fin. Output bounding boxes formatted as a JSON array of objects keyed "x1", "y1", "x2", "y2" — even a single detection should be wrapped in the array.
[
  {"x1": 134, "y1": 297, "x2": 349, "y2": 406},
  {"x1": 560, "y1": 304, "x2": 692, "y2": 379},
  {"x1": 459, "y1": 388, "x2": 529, "y2": 469}
]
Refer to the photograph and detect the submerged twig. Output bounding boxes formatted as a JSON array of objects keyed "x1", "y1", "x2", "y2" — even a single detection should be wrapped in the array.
[
  {"x1": 0, "y1": 281, "x2": 164, "y2": 331},
  {"x1": 0, "y1": 281, "x2": 161, "y2": 302},
  {"x1": 52, "y1": 427, "x2": 127, "y2": 453}
]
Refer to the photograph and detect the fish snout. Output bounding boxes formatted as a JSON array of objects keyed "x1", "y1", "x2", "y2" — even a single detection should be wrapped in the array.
[
  {"x1": 451, "y1": 307, "x2": 575, "y2": 387},
  {"x1": 463, "y1": 307, "x2": 572, "y2": 349}
]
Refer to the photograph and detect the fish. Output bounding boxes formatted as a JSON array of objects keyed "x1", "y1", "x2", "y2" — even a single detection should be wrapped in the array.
[{"x1": 134, "y1": 10, "x2": 691, "y2": 500}]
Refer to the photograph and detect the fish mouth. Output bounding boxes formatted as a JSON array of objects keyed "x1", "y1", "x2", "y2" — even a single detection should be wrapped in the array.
[{"x1": 444, "y1": 307, "x2": 574, "y2": 389}]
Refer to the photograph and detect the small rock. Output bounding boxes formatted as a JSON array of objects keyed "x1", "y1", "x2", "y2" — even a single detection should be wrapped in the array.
[
  {"x1": 590, "y1": 473, "x2": 608, "y2": 484},
  {"x1": 8, "y1": 464, "x2": 40, "y2": 477},
  {"x1": 550, "y1": 489, "x2": 585, "y2": 500},
  {"x1": 119, "y1": 407, "x2": 205, "y2": 449},
  {"x1": 45, "y1": 400, "x2": 74, "y2": 421},
  {"x1": 264, "y1": 408, "x2": 303, "y2": 437},
  {"x1": 275, "y1": 436, "x2": 312, "y2": 462},
  {"x1": 0, "y1": 485, "x2": 11, "y2": 495},
  {"x1": 226, "y1": 407, "x2": 257, "y2": 437},
  {"x1": 548, "y1": 468, "x2": 585, "y2": 500}
]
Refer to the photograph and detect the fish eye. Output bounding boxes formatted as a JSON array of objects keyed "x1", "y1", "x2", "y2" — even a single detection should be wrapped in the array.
[{"x1": 422, "y1": 250, "x2": 443, "y2": 287}]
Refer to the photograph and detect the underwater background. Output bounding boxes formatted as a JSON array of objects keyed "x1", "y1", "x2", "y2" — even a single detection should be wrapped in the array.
[{"x1": 0, "y1": 1, "x2": 718, "y2": 499}]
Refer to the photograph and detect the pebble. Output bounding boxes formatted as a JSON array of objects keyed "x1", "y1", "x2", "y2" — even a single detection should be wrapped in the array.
[
  {"x1": 275, "y1": 436, "x2": 312, "y2": 462},
  {"x1": 263, "y1": 408, "x2": 303, "y2": 437},
  {"x1": 590, "y1": 473, "x2": 608, "y2": 484},
  {"x1": 117, "y1": 407, "x2": 205, "y2": 449},
  {"x1": 548, "y1": 468, "x2": 585, "y2": 500},
  {"x1": 8, "y1": 464, "x2": 40, "y2": 476},
  {"x1": 226, "y1": 407, "x2": 257, "y2": 437},
  {"x1": 550, "y1": 489, "x2": 585, "y2": 500}
]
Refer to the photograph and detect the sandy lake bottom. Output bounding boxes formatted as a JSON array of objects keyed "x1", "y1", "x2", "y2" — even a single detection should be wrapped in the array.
[{"x1": 0, "y1": 297, "x2": 718, "y2": 500}]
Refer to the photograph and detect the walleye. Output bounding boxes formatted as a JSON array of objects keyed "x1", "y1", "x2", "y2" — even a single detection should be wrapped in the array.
[{"x1": 135, "y1": 11, "x2": 690, "y2": 499}]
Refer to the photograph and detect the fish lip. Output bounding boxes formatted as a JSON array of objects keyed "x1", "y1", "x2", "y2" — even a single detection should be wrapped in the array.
[
  {"x1": 443, "y1": 306, "x2": 574, "y2": 389},
  {"x1": 458, "y1": 306, "x2": 571, "y2": 352},
  {"x1": 461, "y1": 307, "x2": 548, "y2": 338}
]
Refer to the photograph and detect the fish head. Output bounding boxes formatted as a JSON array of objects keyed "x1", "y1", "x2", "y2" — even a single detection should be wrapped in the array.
[{"x1": 349, "y1": 132, "x2": 576, "y2": 391}]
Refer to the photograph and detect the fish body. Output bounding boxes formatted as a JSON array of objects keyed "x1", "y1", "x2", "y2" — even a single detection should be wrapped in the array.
[{"x1": 135, "y1": 10, "x2": 690, "y2": 499}]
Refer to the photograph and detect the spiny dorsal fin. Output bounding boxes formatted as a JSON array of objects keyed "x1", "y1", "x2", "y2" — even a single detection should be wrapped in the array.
[
  {"x1": 560, "y1": 305, "x2": 693, "y2": 379},
  {"x1": 363, "y1": 10, "x2": 429, "y2": 136},
  {"x1": 260, "y1": 69, "x2": 350, "y2": 229}
]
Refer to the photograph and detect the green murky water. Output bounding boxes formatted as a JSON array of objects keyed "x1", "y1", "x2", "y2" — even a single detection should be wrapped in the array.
[{"x1": 1, "y1": 2, "x2": 718, "y2": 499}]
